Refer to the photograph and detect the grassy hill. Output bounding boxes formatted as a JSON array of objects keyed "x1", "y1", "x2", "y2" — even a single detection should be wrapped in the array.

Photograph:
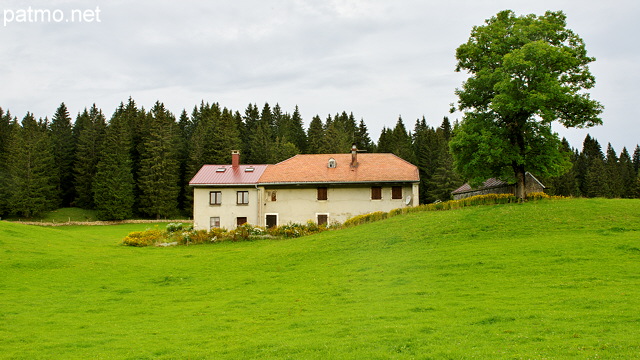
[{"x1": 1, "y1": 198, "x2": 639, "y2": 359}]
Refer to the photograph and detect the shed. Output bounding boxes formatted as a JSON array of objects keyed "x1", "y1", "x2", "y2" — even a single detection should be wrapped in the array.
[{"x1": 451, "y1": 172, "x2": 545, "y2": 200}]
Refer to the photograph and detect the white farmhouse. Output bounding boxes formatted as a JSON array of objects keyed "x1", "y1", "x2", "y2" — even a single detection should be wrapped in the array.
[{"x1": 189, "y1": 147, "x2": 420, "y2": 230}]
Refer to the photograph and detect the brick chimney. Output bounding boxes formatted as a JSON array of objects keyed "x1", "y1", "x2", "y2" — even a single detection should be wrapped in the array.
[
  {"x1": 231, "y1": 150, "x2": 240, "y2": 168},
  {"x1": 350, "y1": 144, "x2": 358, "y2": 168}
]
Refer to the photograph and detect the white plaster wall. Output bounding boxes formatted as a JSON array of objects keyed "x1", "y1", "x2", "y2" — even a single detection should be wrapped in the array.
[
  {"x1": 261, "y1": 185, "x2": 417, "y2": 225},
  {"x1": 192, "y1": 187, "x2": 261, "y2": 230}
]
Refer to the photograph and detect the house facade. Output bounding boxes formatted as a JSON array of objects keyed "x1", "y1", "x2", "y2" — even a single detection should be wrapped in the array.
[
  {"x1": 451, "y1": 172, "x2": 545, "y2": 200},
  {"x1": 190, "y1": 148, "x2": 420, "y2": 230}
]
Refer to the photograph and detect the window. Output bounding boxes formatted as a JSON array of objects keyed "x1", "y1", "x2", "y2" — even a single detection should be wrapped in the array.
[
  {"x1": 371, "y1": 186, "x2": 382, "y2": 200},
  {"x1": 317, "y1": 187, "x2": 328, "y2": 201},
  {"x1": 210, "y1": 217, "x2": 220, "y2": 228},
  {"x1": 237, "y1": 191, "x2": 249, "y2": 205},
  {"x1": 236, "y1": 217, "x2": 247, "y2": 226},
  {"x1": 328, "y1": 158, "x2": 337, "y2": 168},
  {"x1": 267, "y1": 191, "x2": 277, "y2": 202},
  {"x1": 209, "y1": 191, "x2": 222, "y2": 205},
  {"x1": 317, "y1": 214, "x2": 328, "y2": 226},
  {"x1": 392, "y1": 186, "x2": 403, "y2": 199},
  {"x1": 266, "y1": 214, "x2": 278, "y2": 228}
]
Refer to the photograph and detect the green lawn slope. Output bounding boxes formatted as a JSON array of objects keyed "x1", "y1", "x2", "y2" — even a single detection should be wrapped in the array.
[{"x1": 1, "y1": 198, "x2": 639, "y2": 359}]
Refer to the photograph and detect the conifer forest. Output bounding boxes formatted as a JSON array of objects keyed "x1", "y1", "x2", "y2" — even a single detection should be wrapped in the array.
[{"x1": 1, "y1": 99, "x2": 638, "y2": 220}]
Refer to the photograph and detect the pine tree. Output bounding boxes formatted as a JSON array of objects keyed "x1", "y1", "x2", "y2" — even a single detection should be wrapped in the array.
[
  {"x1": 7, "y1": 113, "x2": 57, "y2": 217},
  {"x1": 241, "y1": 103, "x2": 260, "y2": 159},
  {"x1": 73, "y1": 105, "x2": 106, "y2": 209},
  {"x1": 50, "y1": 102, "x2": 75, "y2": 207},
  {"x1": 390, "y1": 117, "x2": 415, "y2": 163},
  {"x1": 576, "y1": 135, "x2": 606, "y2": 197},
  {"x1": 288, "y1": 105, "x2": 307, "y2": 152},
  {"x1": 306, "y1": 115, "x2": 324, "y2": 154},
  {"x1": 545, "y1": 138, "x2": 580, "y2": 196},
  {"x1": 354, "y1": 119, "x2": 374, "y2": 152},
  {"x1": 439, "y1": 116, "x2": 452, "y2": 142},
  {"x1": 248, "y1": 119, "x2": 274, "y2": 163},
  {"x1": 604, "y1": 143, "x2": 622, "y2": 198},
  {"x1": 376, "y1": 127, "x2": 393, "y2": 153},
  {"x1": 632, "y1": 145, "x2": 640, "y2": 176},
  {"x1": 271, "y1": 137, "x2": 299, "y2": 163},
  {"x1": 93, "y1": 106, "x2": 135, "y2": 220},
  {"x1": 176, "y1": 109, "x2": 192, "y2": 212},
  {"x1": 321, "y1": 116, "x2": 349, "y2": 153},
  {"x1": 211, "y1": 108, "x2": 241, "y2": 163},
  {"x1": 137, "y1": 102, "x2": 180, "y2": 219},
  {"x1": 0, "y1": 108, "x2": 14, "y2": 216},
  {"x1": 618, "y1": 147, "x2": 637, "y2": 198}
]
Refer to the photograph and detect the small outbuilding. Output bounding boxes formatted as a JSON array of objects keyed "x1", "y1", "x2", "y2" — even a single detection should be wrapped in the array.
[{"x1": 451, "y1": 172, "x2": 545, "y2": 200}]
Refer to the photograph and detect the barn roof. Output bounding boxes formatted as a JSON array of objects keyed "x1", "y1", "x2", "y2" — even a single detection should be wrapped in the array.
[
  {"x1": 452, "y1": 177, "x2": 509, "y2": 194},
  {"x1": 452, "y1": 172, "x2": 545, "y2": 195}
]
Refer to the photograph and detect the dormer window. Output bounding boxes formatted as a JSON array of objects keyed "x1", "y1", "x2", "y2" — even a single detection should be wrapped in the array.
[{"x1": 328, "y1": 158, "x2": 337, "y2": 168}]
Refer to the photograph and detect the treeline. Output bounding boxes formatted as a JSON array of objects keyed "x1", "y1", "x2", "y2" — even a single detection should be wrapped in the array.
[{"x1": 0, "y1": 99, "x2": 639, "y2": 220}]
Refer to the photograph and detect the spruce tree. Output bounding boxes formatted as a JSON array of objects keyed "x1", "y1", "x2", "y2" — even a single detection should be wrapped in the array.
[
  {"x1": 376, "y1": 127, "x2": 393, "y2": 153},
  {"x1": 241, "y1": 103, "x2": 260, "y2": 159},
  {"x1": 321, "y1": 116, "x2": 349, "y2": 153},
  {"x1": 0, "y1": 109, "x2": 14, "y2": 216},
  {"x1": 604, "y1": 143, "x2": 622, "y2": 198},
  {"x1": 618, "y1": 147, "x2": 637, "y2": 198},
  {"x1": 288, "y1": 106, "x2": 308, "y2": 152},
  {"x1": 545, "y1": 138, "x2": 580, "y2": 196},
  {"x1": 93, "y1": 107, "x2": 135, "y2": 220},
  {"x1": 306, "y1": 115, "x2": 324, "y2": 154},
  {"x1": 73, "y1": 105, "x2": 106, "y2": 209},
  {"x1": 50, "y1": 102, "x2": 75, "y2": 207},
  {"x1": 7, "y1": 113, "x2": 57, "y2": 217},
  {"x1": 248, "y1": 119, "x2": 273, "y2": 163},
  {"x1": 176, "y1": 109, "x2": 192, "y2": 213},
  {"x1": 632, "y1": 145, "x2": 640, "y2": 176},
  {"x1": 211, "y1": 108, "x2": 241, "y2": 164},
  {"x1": 271, "y1": 137, "x2": 299, "y2": 163},
  {"x1": 137, "y1": 102, "x2": 180, "y2": 219},
  {"x1": 390, "y1": 117, "x2": 415, "y2": 163},
  {"x1": 576, "y1": 135, "x2": 606, "y2": 197},
  {"x1": 354, "y1": 119, "x2": 374, "y2": 152}
]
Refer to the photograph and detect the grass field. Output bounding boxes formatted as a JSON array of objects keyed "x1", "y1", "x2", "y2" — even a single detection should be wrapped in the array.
[{"x1": 1, "y1": 198, "x2": 640, "y2": 359}]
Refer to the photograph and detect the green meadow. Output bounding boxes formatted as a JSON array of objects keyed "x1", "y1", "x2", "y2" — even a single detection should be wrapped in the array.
[{"x1": 1, "y1": 198, "x2": 640, "y2": 359}]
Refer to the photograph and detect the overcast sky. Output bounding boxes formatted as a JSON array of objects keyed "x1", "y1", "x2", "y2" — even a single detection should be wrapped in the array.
[{"x1": 1, "y1": 0, "x2": 638, "y2": 152}]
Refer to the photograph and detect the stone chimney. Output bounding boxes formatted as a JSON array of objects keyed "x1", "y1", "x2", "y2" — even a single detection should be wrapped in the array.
[
  {"x1": 350, "y1": 144, "x2": 358, "y2": 168},
  {"x1": 231, "y1": 150, "x2": 240, "y2": 168}
]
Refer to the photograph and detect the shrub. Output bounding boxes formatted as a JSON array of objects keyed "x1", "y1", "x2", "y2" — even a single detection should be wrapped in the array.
[
  {"x1": 122, "y1": 229, "x2": 164, "y2": 247},
  {"x1": 166, "y1": 223, "x2": 186, "y2": 233},
  {"x1": 180, "y1": 230, "x2": 214, "y2": 245}
]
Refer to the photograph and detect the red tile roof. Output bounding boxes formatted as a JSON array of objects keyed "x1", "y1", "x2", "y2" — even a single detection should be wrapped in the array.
[
  {"x1": 189, "y1": 165, "x2": 268, "y2": 186},
  {"x1": 258, "y1": 153, "x2": 419, "y2": 184}
]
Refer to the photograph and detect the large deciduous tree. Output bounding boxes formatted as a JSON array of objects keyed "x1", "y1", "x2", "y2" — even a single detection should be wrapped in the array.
[{"x1": 450, "y1": 10, "x2": 603, "y2": 199}]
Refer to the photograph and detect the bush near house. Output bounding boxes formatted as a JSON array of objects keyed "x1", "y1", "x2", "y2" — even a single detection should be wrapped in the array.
[{"x1": 122, "y1": 221, "x2": 338, "y2": 247}]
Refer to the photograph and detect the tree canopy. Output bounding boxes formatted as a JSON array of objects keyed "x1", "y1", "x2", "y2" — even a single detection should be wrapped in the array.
[{"x1": 450, "y1": 10, "x2": 603, "y2": 199}]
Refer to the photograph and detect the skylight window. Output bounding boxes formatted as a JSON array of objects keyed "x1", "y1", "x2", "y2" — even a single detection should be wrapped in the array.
[
  {"x1": 216, "y1": 168, "x2": 226, "y2": 172},
  {"x1": 245, "y1": 168, "x2": 255, "y2": 172}
]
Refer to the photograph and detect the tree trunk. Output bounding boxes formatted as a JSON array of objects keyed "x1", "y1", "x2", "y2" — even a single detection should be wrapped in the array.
[{"x1": 514, "y1": 164, "x2": 526, "y2": 200}]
